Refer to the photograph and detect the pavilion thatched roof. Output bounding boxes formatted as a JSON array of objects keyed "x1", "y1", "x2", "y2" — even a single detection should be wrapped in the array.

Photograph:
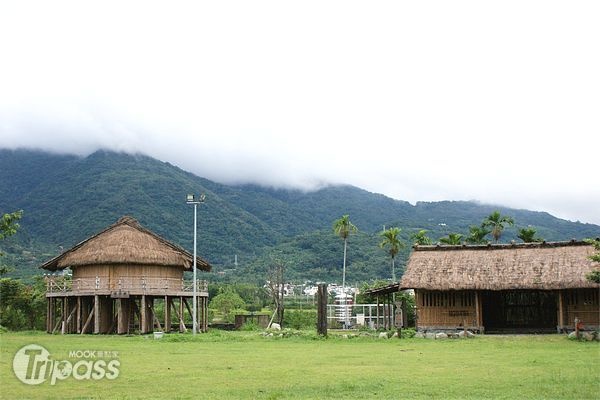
[
  {"x1": 400, "y1": 240, "x2": 597, "y2": 291},
  {"x1": 40, "y1": 216, "x2": 211, "y2": 272}
]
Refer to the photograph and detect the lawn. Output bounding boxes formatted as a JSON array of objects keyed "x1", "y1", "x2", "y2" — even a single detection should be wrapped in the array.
[{"x1": 1, "y1": 331, "x2": 598, "y2": 399}]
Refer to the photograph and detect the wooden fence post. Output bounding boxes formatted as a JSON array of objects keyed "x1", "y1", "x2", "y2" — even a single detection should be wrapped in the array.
[{"x1": 317, "y1": 284, "x2": 328, "y2": 336}]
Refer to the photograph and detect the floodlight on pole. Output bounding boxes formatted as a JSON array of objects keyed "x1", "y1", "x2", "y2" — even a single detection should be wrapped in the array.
[{"x1": 186, "y1": 193, "x2": 205, "y2": 335}]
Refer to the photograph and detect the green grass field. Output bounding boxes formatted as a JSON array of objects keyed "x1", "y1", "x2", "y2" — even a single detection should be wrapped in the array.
[{"x1": 1, "y1": 331, "x2": 598, "y2": 399}]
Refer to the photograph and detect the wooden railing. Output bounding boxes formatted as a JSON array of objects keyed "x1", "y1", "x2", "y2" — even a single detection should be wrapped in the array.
[{"x1": 45, "y1": 275, "x2": 208, "y2": 294}]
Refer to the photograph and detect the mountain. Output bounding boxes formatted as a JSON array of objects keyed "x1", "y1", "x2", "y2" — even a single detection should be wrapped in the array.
[{"x1": 2, "y1": 149, "x2": 599, "y2": 283}]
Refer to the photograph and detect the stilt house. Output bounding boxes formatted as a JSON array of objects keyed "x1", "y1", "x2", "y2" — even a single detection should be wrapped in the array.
[
  {"x1": 41, "y1": 216, "x2": 211, "y2": 334},
  {"x1": 401, "y1": 240, "x2": 599, "y2": 333}
]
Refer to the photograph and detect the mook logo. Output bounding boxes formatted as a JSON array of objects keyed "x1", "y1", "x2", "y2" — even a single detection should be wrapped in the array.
[{"x1": 13, "y1": 344, "x2": 120, "y2": 385}]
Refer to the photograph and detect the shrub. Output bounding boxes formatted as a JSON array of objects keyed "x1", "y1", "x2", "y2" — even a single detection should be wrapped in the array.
[{"x1": 283, "y1": 310, "x2": 317, "y2": 330}]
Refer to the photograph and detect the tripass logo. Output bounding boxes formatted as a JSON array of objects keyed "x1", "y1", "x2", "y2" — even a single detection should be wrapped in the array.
[{"x1": 13, "y1": 344, "x2": 120, "y2": 385}]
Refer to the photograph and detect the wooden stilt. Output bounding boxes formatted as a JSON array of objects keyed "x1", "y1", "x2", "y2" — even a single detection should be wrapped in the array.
[
  {"x1": 117, "y1": 298, "x2": 129, "y2": 334},
  {"x1": 474, "y1": 291, "x2": 481, "y2": 332},
  {"x1": 46, "y1": 298, "x2": 53, "y2": 333},
  {"x1": 178, "y1": 297, "x2": 186, "y2": 332},
  {"x1": 183, "y1": 297, "x2": 193, "y2": 321},
  {"x1": 94, "y1": 295, "x2": 101, "y2": 334},
  {"x1": 164, "y1": 296, "x2": 171, "y2": 332},
  {"x1": 152, "y1": 304, "x2": 163, "y2": 332},
  {"x1": 76, "y1": 297, "x2": 82, "y2": 333},
  {"x1": 61, "y1": 297, "x2": 68, "y2": 334},
  {"x1": 172, "y1": 298, "x2": 185, "y2": 332},
  {"x1": 557, "y1": 290, "x2": 565, "y2": 333},
  {"x1": 81, "y1": 308, "x2": 95, "y2": 334},
  {"x1": 62, "y1": 304, "x2": 77, "y2": 335},
  {"x1": 140, "y1": 295, "x2": 147, "y2": 333}
]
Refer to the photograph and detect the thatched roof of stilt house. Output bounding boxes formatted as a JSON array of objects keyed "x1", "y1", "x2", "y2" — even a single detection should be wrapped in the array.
[
  {"x1": 40, "y1": 216, "x2": 211, "y2": 272},
  {"x1": 400, "y1": 240, "x2": 597, "y2": 291}
]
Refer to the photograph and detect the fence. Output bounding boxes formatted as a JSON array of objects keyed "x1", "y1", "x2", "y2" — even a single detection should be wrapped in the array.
[
  {"x1": 45, "y1": 275, "x2": 208, "y2": 294},
  {"x1": 326, "y1": 303, "x2": 394, "y2": 329}
]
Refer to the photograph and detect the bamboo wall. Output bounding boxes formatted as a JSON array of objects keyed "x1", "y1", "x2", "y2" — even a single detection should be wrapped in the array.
[
  {"x1": 560, "y1": 288, "x2": 599, "y2": 329},
  {"x1": 415, "y1": 290, "x2": 481, "y2": 330}
]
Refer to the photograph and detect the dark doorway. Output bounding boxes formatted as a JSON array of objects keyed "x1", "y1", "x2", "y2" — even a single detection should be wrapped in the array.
[{"x1": 482, "y1": 290, "x2": 557, "y2": 333}]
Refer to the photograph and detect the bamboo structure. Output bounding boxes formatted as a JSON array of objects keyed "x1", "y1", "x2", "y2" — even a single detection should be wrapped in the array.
[
  {"x1": 41, "y1": 216, "x2": 211, "y2": 334},
  {"x1": 400, "y1": 240, "x2": 599, "y2": 333}
]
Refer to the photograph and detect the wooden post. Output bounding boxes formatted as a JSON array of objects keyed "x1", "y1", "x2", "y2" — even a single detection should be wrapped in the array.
[
  {"x1": 164, "y1": 296, "x2": 171, "y2": 332},
  {"x1": 140, "y1": 295, "x2": 147, "y2": 333},
  {"x1": 390, "y1": 295, "x2": 394, "y2": 330},
  {"x1": 81, "y1": 308, "x2": 94, "y2": 334},
  {"x1": 61, "y1": 297, "x2": 68, "y2": 334},
  {"x1": 376, "y1": 296, "x2": 380, "y2": 329},
  {"x1": 174, "y1": 297, "x2": 187, "y2": 332},
  {"x1": 179, "y1": 296, "x2": 186, "y2": 332},
  {"x1": 117, "y1": 298, "x2": 129, "y2": 334},
  {"x1": 414, "y1": 291, "x2": 419, "y2": 331},
  {"x1": 474, "y1": 291, "x2": 481, "y2": 333},
  {"x1": 317, "y1": 284, "x2": 328, "y2": 336},
  {"x1": 557, "y1": 290, "x2": 565, "y2": 333},
  {"x1": 203, "y1": 297, "x2": 209, "y2": 332},
  {"x1": 47, "y1": 298, "x2": 54, "y2": 333},
  {"x1": 77, "y1": 297, "x2": 82, "y2": 333},
  {"x1": 94, "y1": 295, "x2": 101, "y2": 334}
]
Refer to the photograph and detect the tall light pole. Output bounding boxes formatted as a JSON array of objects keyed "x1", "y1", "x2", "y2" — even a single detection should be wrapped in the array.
[{"x1": 186, "y1": 193, "x2": 205, "y2": 335}]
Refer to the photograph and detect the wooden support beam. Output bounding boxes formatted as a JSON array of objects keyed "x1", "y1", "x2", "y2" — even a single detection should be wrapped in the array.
[
  {"x1": 164, "y1": 296, "x2": 171, "y2": 332},
  {"x1": 153, "y1": 309, "x2": 163, "y2": 332},
  {"x1": 414, "y1": 291, "x2": 420, "y2": 331},
  {"x1": 47, "y1": 298, "x2": 54, "y2": 333},
  {"x1": 173, "y1": 298, "x2": 187, "y2": 333},
  {"x1": 81, "y1": 308, "x2": 95, "y2": 334},
  {"x1": 557, "y1": 290, "x2": 565, "y2": 333},
  {"x1": 317, "y1": 284, "x2": 328, "y2": 336},
  {"x1": 140, "y1": 295, "x2": 147, "y2": 334},
  {"x1": 474, "y1": 291, "x2": 481, "y2": 332},
  {"x1": 203, "y1": 297, "x2": 208, "y2": 332},
  {"x1": 52, "y1": 298, "x2": 62, "y2": 334},
  {"x1": 61, "y1": 297, "x2": 68, "y2": 334},
  {"x1": 183, "y1": 297, "x2": 193, "y2": 321},
  {"x1": 62, "y1": 304, "x2": 77, "y2": 335},
  {"x1": 376, "y1": 296, "x2": 380, "y2": 330},
  {"x1": 76, "y1": 297, "x2": 82, "y2": 333},
  {"x1": 117, "y1": 298, "x2": 129, "y2": 334},
  {"x1": 94, "y1": 295, "x2": 101, "y2": 334}
]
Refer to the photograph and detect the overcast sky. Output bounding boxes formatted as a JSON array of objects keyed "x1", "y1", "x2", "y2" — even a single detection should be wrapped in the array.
[{"x1": 1, "y1": 1, "x2": 599, "y2": 225}]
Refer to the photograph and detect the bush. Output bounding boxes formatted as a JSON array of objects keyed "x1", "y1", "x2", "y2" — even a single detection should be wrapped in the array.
[
  {"x1": 283, "y1": 310, "x2": 317, "y2": 330},
  {"x1": 240, "y1": 319, "x2": 261, "y2": 331}
]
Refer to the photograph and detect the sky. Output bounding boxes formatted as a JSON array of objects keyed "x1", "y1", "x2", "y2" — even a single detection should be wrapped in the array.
[{"x1": 1, "y1": 1, "x2": 599, "y2": 225}]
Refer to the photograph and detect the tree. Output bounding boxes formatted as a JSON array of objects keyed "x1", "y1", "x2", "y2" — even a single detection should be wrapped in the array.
[
  {"x1": 1, "y1": 210, "x2": 23, "y2": 276},
  {"x1": 482, "y1": 211, "x2": 514, "y2": 242},
  {"x1": 411, "y1": 230, "x2": 432, "y2": 245},
  {"x1": 439, "y1": 233, "x2": 463, "y2": 245},
  {"x1": 466, "y1": 225, "x2": 491, "y2": 244},
  {"x1": 585, "y1": 238, "x2": 600, "y2": 284},
  {"x1": 333, "y1": 215, "x2": 357, "y2": 292},
  {"x1": 379, "y1": 227, "x2": 405, "y2": 282},
  {"x1": 517, "y1": 227, "x2": 543, "y2": 243},
  {"x1": 267, "y1": 262, "x2": 285, "y2": 326},
  {"x1": 209, "y1": 287, "x2": 246, "y2": 323},
  {"x1": 0, "y1": 210, "x2": 23, "y2": 240}
]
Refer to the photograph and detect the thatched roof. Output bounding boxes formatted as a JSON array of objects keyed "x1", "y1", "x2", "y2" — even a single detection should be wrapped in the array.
[
  {"x1": 401, "y1": 240, "x2": 598, "y2": 291},
  {"x1": 40, "y1": 216, "x2": 211, "y2": 272}
]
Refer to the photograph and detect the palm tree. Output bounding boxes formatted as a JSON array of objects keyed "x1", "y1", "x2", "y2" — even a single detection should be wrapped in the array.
[
  {"x1": 517, "y1": 227, "x2": 543, "y2": 243},
  {"x1": 439, "y1": 233, "x2": 463, "y2": 245},
  {"x1": 380, "y1": 227, "x2": 405, "y2": 282},
  {"x1": 332, "y1": 215, "x2": 358, "y2": 294},
  {"x1": 411, "y1": 229, "x2": 432, "y2": 246},
  {"x1": 482, "y1": 211, "x2": 514, "y2": 242},
  {"x1": 466, "y1": 225, "x2": 491, "y2": 244}
]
